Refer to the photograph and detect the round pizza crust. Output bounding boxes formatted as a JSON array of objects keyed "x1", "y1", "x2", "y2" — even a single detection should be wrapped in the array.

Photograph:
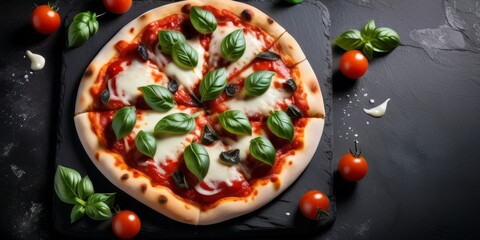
[{"x1": 74, "y1": 0, "x2": 325, "y2": 225}]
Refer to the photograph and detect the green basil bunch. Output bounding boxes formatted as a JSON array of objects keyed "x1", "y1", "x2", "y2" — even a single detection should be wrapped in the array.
[
  {"x1": 68, "y1": 11, "x2": 99, "y2": 48},
  {"x1": 334, "y1": 20, "x2": 400, "y2": 59},
  {"x1": 54, "y1": 165, "x2": 116, "y2": 223}
]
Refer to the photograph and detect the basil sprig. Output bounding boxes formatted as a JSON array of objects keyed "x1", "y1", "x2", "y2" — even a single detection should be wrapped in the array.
[
  {"x1": 68, "y1": 11, "x2": 99, "y2": 48},
  {"x1": 112, "y1": 107, "x2": 136, "y2": 140},
  {"x1": 200, "y1": 68, "x2": 227, "y2": 102},
  {"x1": 140, "y1": 85, "x2": 176, "y2": 112},
  {"x1": 190, "y1": 7, "x2": 217, "y2": 34},
  {"x1": 249, "y1": 137, "x2": 276, "y2": 166},
  {"x1": 218, "y1": 110, "x2": 252, "y2": 135},
  {"x1": 222, "y1": 29, "x2": 246, "y2": 62},
  {"x1": 172, "y1": 41, "x2": 199, "y2": 69},
  {"x1": 134, "y1": 130, "x2": 157, "y2": 158},
  {"x1": 267, "y1": 111, "x2": 294, "y2": 142},
  {"x1": 154, "y1": 112, "x2": 198, "y2": 135},
  {"x1": 245, "y1": 71, "x2": 275, "y2": 96},
  {"x1": 158, "y1": 30, "x2": 186, "y2": 55},
  {"x1": 54, "y1": 165, "x2": 116, "y2": 223},
  {"x1": 183, "y1": 143, "x2": 210, "y2": 180},
  {"x1": 334, "y1": 20, "x2": 400, "y2": 59}
]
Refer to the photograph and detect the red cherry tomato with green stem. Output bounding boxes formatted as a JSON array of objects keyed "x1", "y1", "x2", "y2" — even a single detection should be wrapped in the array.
[
  {"x1": 299, "y1": 190, "x2": 330, "y2": 221},
  {"x1": 31, "y1": 4, "x2": 61, "y2": 35},
  {"x1": 103, "y1": 0, "x2": 133, "y2": 14},
  {"x1": 338, "y1": 141, "x2": 368, "y2": 182},
  {"x1": 339, "y1": 50, "x2": 368, "y2": 79},
  {"x1": 112, "y1": 210, "x2": 141, "y2": 239}
]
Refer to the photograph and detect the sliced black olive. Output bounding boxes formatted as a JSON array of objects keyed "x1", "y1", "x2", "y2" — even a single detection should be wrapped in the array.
[
  {"x1": 283, "y1": 79, "x2": 297, "y2": 92},
  {"x1": 256, "y1": 51, "x2": 280, "y2": 61},
  {"x1": 137, "y1": 43, "x2": 148, "y2": 62},
  {"x1": 172, "y1": 170, "x2": 188, "y2": 189},
  {"x1": 219, "y1": 149, "x2": 240, "y2": 165},
  {"x1": 225, "y1": 84, "x2": 239, "y2": 97},
  {"x1": 100, "y1": 88, "x2": 110, "y2": 105},
  {"x1": 286, "y1": 105, "x2": 303, "y2": 119},
  {"x1": 201, "y1": 124, "x2": 220, "y2": 145},
  {"x1": 167, "y1": 78, "x2": 179, "y2": 94}
]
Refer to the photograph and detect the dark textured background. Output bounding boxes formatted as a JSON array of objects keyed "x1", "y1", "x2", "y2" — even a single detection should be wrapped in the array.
[{"x1": 1, "y1": 0, "x2": 480, "y2": 239}]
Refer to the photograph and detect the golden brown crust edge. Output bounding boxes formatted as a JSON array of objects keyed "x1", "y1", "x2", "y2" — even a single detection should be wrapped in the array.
[
  {"x1": 198, "y1": 118, "x2": 324, "y2": 225},
  {"x1": 74, "y1": 0, "x2": 204, "y2": 114},
  {"x1": 200, "y1": 0, "x2": 286, "y2": 40},
  {"x1": 74, "y1": 113, "x2": 201, "y2": 225},
  {"x1": 293, "y1": 60, "x2": 326, "y2": 118}
]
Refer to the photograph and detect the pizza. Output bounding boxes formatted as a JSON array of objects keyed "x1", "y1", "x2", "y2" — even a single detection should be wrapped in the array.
[{"x1": 74, "y1": 0, "x2": 325, "y2": 225}]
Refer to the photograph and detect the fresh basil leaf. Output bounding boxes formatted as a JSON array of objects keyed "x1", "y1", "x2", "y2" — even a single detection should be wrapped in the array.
[
  {"x1": 362, "y1": 42, "x2": 374, "y2": 60},
  {"x1": 183, "y1": 143, "x2": 210, "y2": 180},
  {"x1": 87, "y1": 193, "x2": 116, "y2": 208},
  {"x1": 190, "y1": 7, "x2": 217, "y2": 34},
  {"x1": 70, "y1": 204, "x2": 85, "y2": 223},
  {"x1": 158, "y1": 30, "x2": 186, "y2": 55},
  {"x1": 286, "y1": 105, "x2": 303, "y2": 119},
  {"x1": 249, "y1": 137, "x2": 276, "y2": 166},
  {"x1": 267, "y1": 110, "x2": 294, "y2": 142},
  {"x1": 112, "y1": 107, "x2": 136, "y2": 140},
  {"x1": 154, "y1": 112, "x2": 196, "y2": 135},
  {"x1": 140, "y1": 85, "x2": 176, "y2": 112},
  {"x1": 256, "y1": 51, "x2": 280, "y2": 61},
  {"x1": 68, "y1": 12, "x2": 98, "y2": 48},
  {"x1": 333, "y1": 29, "x2": 364, "y2": 51},
  {"x1": 360, "y1": 20, "x2": 376, "y2": 40},
  {"x1": 285, "y1": 0, "x2": 304, "y2": 3},
  {"x1": 134, "y1": 130, "x2": 157, "y2": 158},
  {"x1": 370, "y1": 27, "x2": 401, "y2": 52},
  {"x1": 218, "y1": 110, "x2": 252, "y2": 135},
  {"x1": 221, "y1": 29, "x2": 246, "y2": 62},
  {"x1": 219, "y1": 149, "x2": 240, "y2": 165},
  {"x1": 54, "y1": 165, "x2": 82, "y2": 204},
  {"x1": 200, "y1": 68, "x2": 227, "y2": 102},
  {"x1": 77, "y1": 176, "x2": 94, "y2": 200},
  {"x1": 172, "y1": 170, "x2": 189, "y2": 189},
  {"x1": 172, "y1": 41, "x2": 198, "y2": 69},
  {"x1": 85, "y1": 201, "x2": 112, "y2": 221},
  {"x1": 245, "y1": 71, "x2": 275, "y2": 96},
  {"x1": 201, "y1": 124, "x2": 219, "y2": 145}
]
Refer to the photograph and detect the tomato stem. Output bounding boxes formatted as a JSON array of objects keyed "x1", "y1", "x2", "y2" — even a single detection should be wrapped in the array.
[
  {"x1": 349, "y1": 140, "x2": 362, "y2": 157},
  {"x1": 316, "y1": 208, "x2": 329, "y2": 220}
]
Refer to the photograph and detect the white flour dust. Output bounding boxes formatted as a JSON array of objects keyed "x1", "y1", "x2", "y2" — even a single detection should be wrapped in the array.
[
  {"x1": 2, "y1": 143, "x2": 16, "y2": 157},
  {"x1": 12, "y1": 202, "x2": 44, "y2": 239},
  {"x1": 10, "y1": 164, "x2": 26, "y2": 178}
]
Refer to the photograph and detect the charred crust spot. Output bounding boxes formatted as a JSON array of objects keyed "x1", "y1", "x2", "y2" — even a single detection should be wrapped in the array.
[
  {"x1": 140, "y1": 184, "x2": 147, "y2": 193},
  {"x1": 288, "y1": 160, "x2": 293, "y2": 166},
  {"x1": 241, "y1": 9, "x2": 253, "y2": 22},
  {"x1": 159, "y1": 195, "x2": 168, "y2": 204},
  {"x1": 83, "y1": 66, "x2": 93, "y2": 78},
  {"x1": 139, "y1": 13, "x2": 148, "y2": 21},
  {"x1": 309, "y1": 80, "x2": 320, "y2": 93},
  {"x1": 181, "y1": 4, "x2": 192, "y2": 14},
  {"x1": 129, "y1": 27, "x2": 134, "y2": 34},
  {"x1": 120, "y1": 174, "x2": 129, "y2": 181},
  {"x1": 267, "y1": 18, "x2": 274, "y2": 24},
  {"x1": 94, "y1": 152, "x2": 100, "y2": 161}
]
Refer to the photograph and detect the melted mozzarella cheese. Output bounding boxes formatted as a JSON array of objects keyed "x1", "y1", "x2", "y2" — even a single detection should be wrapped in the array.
[
  {"x1": 133, "y1": 109, "x2": 195, "y2": 173},
  {"x1": 108, "y1": 60, "x2": 168, "y2": 105},
  {"x1": 164, "y1": 37, "x2": 205, "y2": 94},
  {"x1": 153, "y1": 46, "x2": 170, "y2": 69},
  {"x1": 225, "y1": 66, "x2": 291, "y2": 116},
  {"x1": 194, "y1": 143, "x2": 244, "y2": 196},
  {"x1": 209, "y1": 22, "x2": 266, "y2": 74}
]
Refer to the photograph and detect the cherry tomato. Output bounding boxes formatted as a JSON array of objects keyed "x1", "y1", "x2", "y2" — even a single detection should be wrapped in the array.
[
  {"x1": 103, "y1": 0, "x2": 133, "y2": 14},
  {"x1": 31, "y1": 5, "x2": 61, "y2": 35},
  {"x1": 299, "y1": 190, "x2": 330, "y2": 221},
  {"x1": 112, "y1": 210, "x2": 141, "y2": 239},
  {"x1": 339, "y1": 50, "x2": 368, "y2": 79},
  {"x1": 338, "y1": 141, "x2": 368, "y2": 182}
]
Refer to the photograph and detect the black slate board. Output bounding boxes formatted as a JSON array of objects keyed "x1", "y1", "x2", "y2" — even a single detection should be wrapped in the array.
[{"x1": 53, "y1": 0, "x2": 334, "y2": 238}]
